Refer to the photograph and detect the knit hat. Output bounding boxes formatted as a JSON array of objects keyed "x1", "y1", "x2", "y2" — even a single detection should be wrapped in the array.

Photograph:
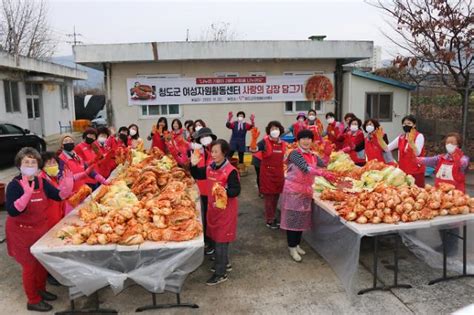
[{"x1": 296, "y1": 112, "x2": 307, "y2": 120}]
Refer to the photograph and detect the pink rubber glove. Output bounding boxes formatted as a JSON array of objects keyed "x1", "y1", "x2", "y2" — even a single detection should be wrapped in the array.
[
  {"x1": 73, "y1": 171, "x2": 88, "y2": 181},
  {"x1": 309, "y1": 167, "x2": 336, "y2": 182},
  {"x1": 13, "y1": 176, "x2": 35, "y2": 212},
  {"x1": 250, "y1": 114, "x2": 255, "y2": 123},
  {"x1": 342, "y1": 146, "x2": 352, "y2": 153},
  {"x1": 58, "y1": 169, "x2": 74, "y2": 200},
  {"x1": 228, "y1": 111, "x2": 233, "y2": 121},
  {"x1": 95, "y1": 174, "x2": 106, "y2": 185}
]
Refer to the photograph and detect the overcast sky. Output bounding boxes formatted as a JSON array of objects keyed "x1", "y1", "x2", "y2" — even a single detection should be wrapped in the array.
[{"x1": 48, "y1": 0, "x2": 401, "y2": 60}]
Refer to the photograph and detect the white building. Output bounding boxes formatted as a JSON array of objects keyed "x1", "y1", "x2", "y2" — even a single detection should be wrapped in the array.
[
  {"x1": 347, "y1": 46, "x2": 382, "y2": 71},
  {"x1": 74, "y1": 40, "x2": 413, "y2": 143},
  {"x1": 0, "y1": 51, "x2": 87, "y2": 136}
]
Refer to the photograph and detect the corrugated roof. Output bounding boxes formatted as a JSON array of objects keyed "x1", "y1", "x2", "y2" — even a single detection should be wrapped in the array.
[{"x1": 351, "y1": 68, "x2": 416, "y2": 90}]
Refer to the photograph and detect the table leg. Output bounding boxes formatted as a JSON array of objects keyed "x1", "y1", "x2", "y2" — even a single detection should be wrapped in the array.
[
  {"x1": 135, "y1": 293, "x2": 199, "y2": 312},
  {"x1": 55, "y1": 291, "x2": 118, "y2": 315},
  {"x1": 358, "y1": 234, "x2": 411, "y2": 295},
  {"x1": 429, "y1": 225, "x2": 474, "y2": 285}
]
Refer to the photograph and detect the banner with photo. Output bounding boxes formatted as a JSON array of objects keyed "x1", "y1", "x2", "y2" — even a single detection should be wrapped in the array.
[{"x1": 126, "y1": 74, "x2": 334, "y2": 105}]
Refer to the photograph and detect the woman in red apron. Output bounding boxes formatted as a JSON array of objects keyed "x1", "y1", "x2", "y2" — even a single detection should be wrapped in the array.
[
  {"x1": 363, "y1": 119, "x2": 396, "y2": 165},
  {"x1": 324, "y1": 112, "x2": 345, "y2": 150},
  {"x1": 149, "y1": 117, "x2": 168, "y2": 152},
  {"x1": 419, "y1": 132, "x2": 469, "y2": 192},
  {"x1": 58, "y1": 135, "x2": 106, "y2": 214},
  {"x1": 184, "y1": 120, "x2": 194, "y2": 142},
  {"x1": 39, "y1": 152, "x2": 65, "y2": 229},
  {"x1": 205, "y1": 139, "x2": 241, "y2": 286},
  {"x1": 385, "y1": 115, "x2": 426, "y2": 187},
  {"x1": 307, "y1": 109, "x2": 324, "y2": 142},
  {"x1": 73, "y1": 128, "x2": 98, "y2": 165},
  {"x1": 280, "y1": 130, "x2": 335, "y2": 262},
  {"x1": 94, "y1": 127, "x2": 117, "y2": 179},
  {"x1": 258, "y1": 121, "x2": 286, "y2": 229},
  {"x1": 166, "y1": 119, "x2": 190, "y2": 166},
  {"x1": 289, "y1": 112, "x2": 308, "y2": 140},
  {"x1": 189, "y1": 127, "x2": 217, "y2": 256},
  {"x1": 5, "y1": 147, "x2": 73, "y2": 312},
  {"x1": 342, "y1": 117, "x2": 366, "y2": 166}
]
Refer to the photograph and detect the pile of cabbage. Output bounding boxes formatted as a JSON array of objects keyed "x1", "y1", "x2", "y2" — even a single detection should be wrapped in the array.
[
  {"x1": 327, "y1": 151, "x2": 355, "y2": 173},
  {"x1": 313, "y1": 166, "x2": 415, "y2": 193}
]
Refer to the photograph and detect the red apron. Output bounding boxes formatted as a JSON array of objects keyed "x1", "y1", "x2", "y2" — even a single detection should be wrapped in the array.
[
  {"x1": 292, "y1": 121, "x2": 308, "y2": 139},
  {"x1": 308, "y1": 123, "x2": 322, "y2": 141},
  {"x1": 94, "y1": 141, "x2": 117, "y2": 178},
  {"x1": 260, "y1": 136, "x2": 286, "y2": 194},
  {"x1": 151, "y1": 132, "x2": 166, "y2": 152},
  {"x1": 343, "y1": 130, "x2": 366, "y2": 164},
  {"x1": 327, "y1": 122, "x2": 343, "y2": 150},
  {"x1": 365, "y1": 134, "x2": 385, "y2": 163},
  {"x1": 167, "y1": 130, "x2": 190, "y2": 165},
  {"x1": 196, "y1": 147, "x2": 212, "y2": 196},
  {"x1": 38, "y1": 172, "x2": 64, "y2": 228},
  {"x1": 59, "y1": 151, "x2": 96, "y2": 192},
  {"x1": 398, "y1": 133, "x2": 425, "y2": 176},
  {"x1": 74, "y1": 142, "x2": 97, "y2": 165},
  {"x1": 6, "y1": 178, "x2": 50, "y2": 264},
  {"x1": 206, "y1": 161, "x2": 239, "y2": 243},
  {"x1": 434, "y1": 153, "x2": 466, "y2": 193}
]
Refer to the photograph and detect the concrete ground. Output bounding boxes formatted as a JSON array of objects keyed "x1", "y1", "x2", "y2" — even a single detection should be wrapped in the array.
[{"x1": 1, "y1": 168, "x2": 474, "y2": 314}]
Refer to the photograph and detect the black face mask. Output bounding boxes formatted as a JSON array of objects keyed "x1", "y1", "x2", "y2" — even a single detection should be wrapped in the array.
[
  {"x1": 403, "y1": 125, "x2": 413, "y2": 133},
  {"x1": 85, "y1": 137, "x2": 95, "y2": 145},
  {"x1": 63, "y1": 143, "x2": 75, "y2": 152}
]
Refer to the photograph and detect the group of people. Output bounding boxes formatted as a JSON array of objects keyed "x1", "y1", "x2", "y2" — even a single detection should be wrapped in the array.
[{"x1": 4, "y1": 108, "x2": 470, "y2": 311}]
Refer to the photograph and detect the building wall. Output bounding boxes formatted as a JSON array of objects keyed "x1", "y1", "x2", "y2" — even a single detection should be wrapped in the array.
[
  {"x1": 0, "y1": 71, "x2": 29, "y2": 129},
  {"x1": 1, "y1": 69, "x2": 75, "y2": 137},
  {"x1": 110, "y1": 59, "x2": 337, "y2": 145},
  {"x1": 343, "y1": 73, "x2": 410, "y2": 142},
  {"x1": 42, "y1": 80, "x2": 75, "y2": 137}
]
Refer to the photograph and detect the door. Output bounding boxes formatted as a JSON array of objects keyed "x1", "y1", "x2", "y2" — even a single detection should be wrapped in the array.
[{"x1": 26, "y1": 83, "x2": 44, "y2": 135}]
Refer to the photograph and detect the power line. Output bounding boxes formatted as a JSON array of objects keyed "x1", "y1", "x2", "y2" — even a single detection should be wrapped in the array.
[{"x1": 66, "y1": 25, "x2": 83, "y2": 45}]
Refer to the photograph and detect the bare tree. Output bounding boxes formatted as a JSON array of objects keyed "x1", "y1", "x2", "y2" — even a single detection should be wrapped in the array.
[
  {"x1": 371, "y1": 0, "x2": 473, "y2": 145},
  {"x1": 198, "y1": 22, "x2": 240, "y2": 41},
  {"x1": 0, "y1": 0, "x2": 56, "y2": 59}
]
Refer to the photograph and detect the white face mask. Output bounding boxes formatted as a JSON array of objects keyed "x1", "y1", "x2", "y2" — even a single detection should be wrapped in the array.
[
  {"x1": 366, "y1": 125, "x2": 375, "y2": 133},
  {"x1": 129, "y1": 129, "x2": 137, "y2": 136},
  {"x1": 446, "y1": 144, "x2": 457, "y2": 154},
  {"x1": 350, "y1": 125, "x2": 359, "y2": 132},
  {"x1": 98, "y1": 136, "x2": 107, "y2": 144},
  {"x1": 195, "y1": 126, "x2": 203, "y2": 132},
  {"x1": 327, "y1": 118, "x2": 335, "y2": 124},
  {"x1": 200, "y1": 136, "x2": 213, "y2": 146},
  {"x1": 270, "y1": 129, "x2": 280, "y2": 138},
  {"x1": 308, "y1": 115, "x2": 316, "y2": 121},
  {"x1": 21, "y1": 166, "x2": 38, "y2": 177},
  {"x1": 238, "y1": 116, "x2": 244, "y2": 122}
]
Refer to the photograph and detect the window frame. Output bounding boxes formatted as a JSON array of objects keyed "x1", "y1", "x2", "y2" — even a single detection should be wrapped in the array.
[
  {"x1": 283, "y1": 71, "x2": 325, "y2": 115},
  {"x1": 60, "y1": 84, "x2": 69, "y2": 109},
  {"x1": 365, "y1": 92, "x2": 393, "y2": 122},
  {"x1": 137, "y1": 74, "x2": 182, "y2": 120},
  {"x1": 3, "y1": 80, "x2": 21, "y2": 113}
]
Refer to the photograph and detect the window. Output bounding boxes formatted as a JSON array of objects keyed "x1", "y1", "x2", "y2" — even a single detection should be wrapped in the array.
[
  {"x1": 3, "y1": 123, "x2": 23, "y2": 134},
  {"x1": 249, "y1": 72, "x2": 266, "y2": 77},
  {"x1": 3, "y1": 80, "x2": 20, "y2": 113},
  {"x1": 26, "y1": 83, "x2": 41, "y2": 119},
  {"x1": 141, "y1": 104, "x2": 180, "y2": 118},
  {"x1": 60, "y1": 84, "x2": 69, "y2": 109},
  {"x1": 138, "y1": 74, "x2": 181, "y2": 119},
  {"x1": 283, "y1": 71, "x2": 324, "y2": 114},
  {"x1": 366, "y1": 93, "x2": 393, "y2": 121},
  {"x1": 214, "y1": 72, "x2": 239, "y2": 78}
]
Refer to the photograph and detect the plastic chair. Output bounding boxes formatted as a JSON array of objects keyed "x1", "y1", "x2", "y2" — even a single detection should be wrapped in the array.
[{"x1": 59, "y1": 121, "x2": 72, "y2": 134}]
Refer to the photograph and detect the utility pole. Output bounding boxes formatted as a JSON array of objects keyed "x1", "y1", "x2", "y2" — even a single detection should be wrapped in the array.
[{"x1": 66, "y1": 26, "x2": 83, "y2": 46}]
